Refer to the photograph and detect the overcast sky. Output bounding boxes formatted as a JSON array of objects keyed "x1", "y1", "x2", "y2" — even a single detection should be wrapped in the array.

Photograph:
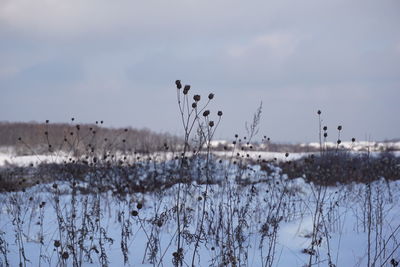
[{"x1": 1, "y1": 0, "x2": 399, "y2": 143}]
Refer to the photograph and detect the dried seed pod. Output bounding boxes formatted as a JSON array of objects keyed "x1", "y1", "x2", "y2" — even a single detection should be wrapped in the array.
[
  {"x1": 217, "y1": 111, "x2": 223, "y2": 116},
  {"x1": 183, "y1": 85, "x2": 190, "y2": 95},
  {"x1": 193, "y1": 95, "x2": 201, "y2": 102},
  {"x1": 175, "y1": 80, "x2": 182, "y2": 89},
  {"x1": 54, "y1": 240, "x2": 61, "y2": 248},
  {"x1": 131, "y1": 210, "x2": 139, "y2": 216},
  {"x1": 209, "y1": 121, "x2": 214, "y2": 127},
  {"x1": 203, "y1": 110, "x2": 210, "y2": 117},
  {"x1": 208, "y1": 93, "x2": 214, "y2": 100}
]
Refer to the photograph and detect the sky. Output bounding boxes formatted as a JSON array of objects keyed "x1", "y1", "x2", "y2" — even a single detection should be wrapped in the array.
[{"x1": 0, "y1": 0, "x2": 399, "y2": 143}]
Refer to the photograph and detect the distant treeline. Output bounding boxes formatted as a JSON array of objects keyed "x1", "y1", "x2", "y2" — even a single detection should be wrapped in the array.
[
  {"x1": 0, "y1": 121, "x2": 181, "y2": 155},
  {"x1": 210, "y1": 142, "x2": 321, "y2": 153}
]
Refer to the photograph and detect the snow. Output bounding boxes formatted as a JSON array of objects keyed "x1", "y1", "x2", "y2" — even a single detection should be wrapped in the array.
[
  {"x1": 1, "y1": 151, "x2": 400, "y2": 266},
  {"x1": 306, "y1": 141, "x2": 400, "y2": 152}
]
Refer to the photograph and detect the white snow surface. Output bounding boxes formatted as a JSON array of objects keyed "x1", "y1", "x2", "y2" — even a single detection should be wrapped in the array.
[{"x1": 1, "y1": 151, "x2": 400, "y2": 266}]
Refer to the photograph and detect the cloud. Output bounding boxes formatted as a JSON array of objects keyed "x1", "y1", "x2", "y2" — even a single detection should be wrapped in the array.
[
  {"x1": 0, "y1": 66, "x2": 19, "y2": 79},
  {"x1": 1, "y1": 0, "x2": 400, "y2": 142},
  {"x1": 227, "y1": 33, "x2": 299, "y2": 61}
]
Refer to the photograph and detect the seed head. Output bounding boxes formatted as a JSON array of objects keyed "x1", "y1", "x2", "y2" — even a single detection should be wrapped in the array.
[
  {"x1": 323, "y1": 126, "x2": 327, "y2": 131},
  {"x1": 317, "y1": 110, "x2": 321, "y2": 115},
  {"x1": 61, "y1": 252, "x2": 69, "y2": 259},
  {"x1": 337, "y1": 139, "x2": 341, "y2": 144},
  {"x1": 183, "y1": 85, "x2": 190, "y2": 95},
  {"x1": 192, "y1": 103, "x2": 197, "y2": 109},
  {"x1": 324, "y1": 133, "x2": 328, "y2": 138},
  {"x1": 208, "y1": 93, "x2": 214, "y2": 100},
  {"x1": 193, "y1": 95, "x2": 201, "y2": 102},
  {"x1": 217, "y1": 111, "x2": 223, "y2": 116},
  {"x1": 131, "y1": 210, "x2": 139, "y2": 216},
  {"x1": 337, "y1": 125, "x2": 342, "y2": 131},
  {"x1": 175, "y1": 80, "x2": 182, "y2": 89},
  {"x1": 209, "y1": 121, "x2": 214, "y2": 127},
  {"x1": 54, "y1": 240, "x2": 61, "y2": 248},
  {"x1": 46, "y1": 120, "x2": 49, "y2": 124},
  {"x1": 203, "y1": 110, "x2": 210, "y2": 117},
  {"x1": 352, "y1": 137, "x2": 356, "y2": 142}
]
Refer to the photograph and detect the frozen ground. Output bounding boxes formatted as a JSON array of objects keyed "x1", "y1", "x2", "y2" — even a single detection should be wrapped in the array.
[{"x1": 1, "y1": 152, "x2": 400, "y2": 266}]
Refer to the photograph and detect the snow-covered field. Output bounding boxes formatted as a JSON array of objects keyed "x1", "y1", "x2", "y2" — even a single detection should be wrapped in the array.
[{"x1": 1, "y1": 151, "x2": 400, "y2": 267}]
